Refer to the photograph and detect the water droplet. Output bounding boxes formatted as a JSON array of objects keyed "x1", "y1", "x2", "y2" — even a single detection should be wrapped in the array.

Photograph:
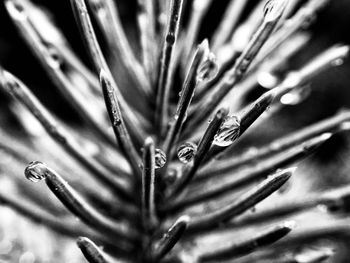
[
  {"x1": 257, "y1": 72, "x2": 278, "y2": 89},
  {"x1": 113, "y1": 117, "x2": 122, "y2": 126},
  {"x1": 177, "y1": 142, "x2": 198, "y2": 163},
  {"x1": 13, "y1": 1, "x2": 25, "y2": 13},
  {"x1": 197, "y1": 53, "x2": 219, "y2": 82},
  {"x1": 263, "y1": 0, "x2": 288, "y2": 22},
  {"x1": 8, "y1": 1, "x2": 27, "y2": 20},
  {"x1": 213, "y1": 115, "x2": 241, "y2": 147},
  {"x1": 47, "y1": 47, "x2": 63, "y2": 69},
  {"x1": 332, "y1": 58, "x2": 344, "y2": 66},
  {"x1": 280, "y1": 86, "x2": 311, "y2": 105},
  {"x1": 24, "y1": 161, "x2": 47, "y2": 182},
  {"x1": 155, "y1": 149, "x2": 166, "y2": 169}
]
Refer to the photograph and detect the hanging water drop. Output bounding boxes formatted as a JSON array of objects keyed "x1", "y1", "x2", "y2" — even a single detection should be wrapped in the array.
[
  {"x1": 197, "y1": 52, "x2": 219, "y2": 82},
  {"x1": 24, "y1": 161, "x2": 47, "y2": 183},
  {"x1": 213, "y1": 115, "x2": 241, "y2": 147},
  {"x1": 177, "y1": 142, "x2": 197, "y2": 163},
  {"x1": 155, "y1": 149, "x2": 167, "y2": 169}
]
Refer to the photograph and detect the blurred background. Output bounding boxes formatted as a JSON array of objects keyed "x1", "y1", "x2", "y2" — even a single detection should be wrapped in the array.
[{"x1": 0, "y1": 0, "x2": 350, "y2": 262}]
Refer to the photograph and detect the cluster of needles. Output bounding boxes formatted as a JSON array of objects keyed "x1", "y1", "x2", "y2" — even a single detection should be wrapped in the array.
[{"x1": 0, "y1": 0, "x2": 350, "y2": 262}]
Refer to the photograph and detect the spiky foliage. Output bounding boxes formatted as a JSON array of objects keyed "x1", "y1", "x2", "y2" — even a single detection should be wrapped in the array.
[{"x1": 0, "y1": 0, "x2": 350, "y2": 262}]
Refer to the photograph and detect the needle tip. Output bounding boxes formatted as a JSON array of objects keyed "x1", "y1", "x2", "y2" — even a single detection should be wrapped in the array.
[
  {"x1": 263, "y1": 0, "x2": 288, "y2": 22},
  {"x1": 176, "y1": 215, "x2": 191, "y2": 225},
  {"x1": 283, "y1": 220, "x2": 296, "y2": 230},
  {"x1": 280, "y1": 167, "x2": 298, "y2": 176},
  {"x1": 5, "y1": 0, "x2": 27, "y2": 21},
  {"x1": 199, "y1": 39, "x2": 209, "y2": 51},
  {"x1": 145, "y1": 136, "x2": 154, "y2": 146},
  {"x1": 331, "y1": 44, "x2": 350, "y2": 65},
  {"x1": 99, "y1": 68, "x2": 108, "y2": 82}
]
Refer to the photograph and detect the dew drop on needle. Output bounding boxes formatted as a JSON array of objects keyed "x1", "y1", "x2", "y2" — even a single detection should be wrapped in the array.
[
  {"x1": 213, "y1": 115, "x2": 241, "y2": 147},
  {"x1": 197, "y1": 52, "x2": 219, "y2": 82},
  {"x1": 24, "y1": 161, "x2": 47, "y2": 183},
  {"x1": 177, "y1": 142, "x2": 198, "y2": 163},
  {"x1": 155, "y1": 149, "x2": 167, "y2": 169}
]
